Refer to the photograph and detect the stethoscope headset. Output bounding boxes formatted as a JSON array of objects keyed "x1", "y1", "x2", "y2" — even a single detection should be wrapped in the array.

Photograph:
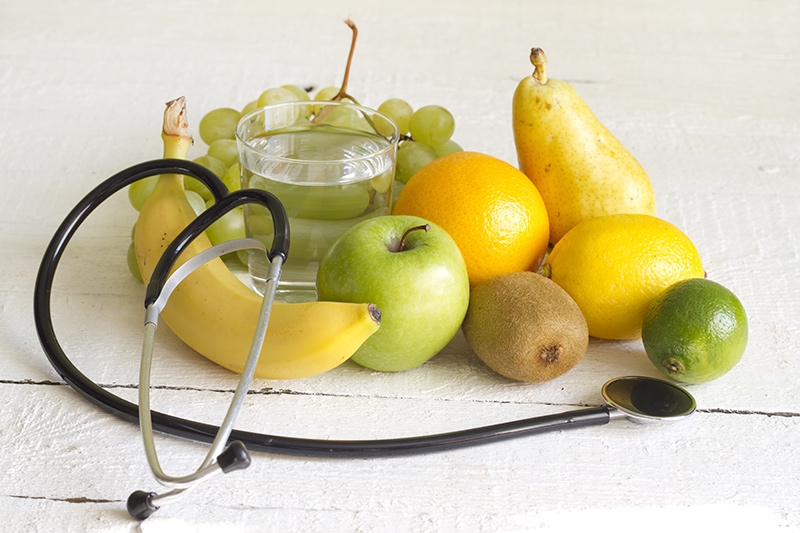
[{"x1": 33, "y1": 159, "x2": 696, "y2": 520}]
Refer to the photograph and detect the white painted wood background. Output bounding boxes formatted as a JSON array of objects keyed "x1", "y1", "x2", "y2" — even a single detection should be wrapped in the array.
[{"x1": 2, "y1": 0, "x2": 799, "y2": 531}]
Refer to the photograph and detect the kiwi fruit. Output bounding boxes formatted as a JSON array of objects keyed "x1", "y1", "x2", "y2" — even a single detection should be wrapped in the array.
[{"x1": 462, "y1": 271, "x2": 588, "y2": 383}]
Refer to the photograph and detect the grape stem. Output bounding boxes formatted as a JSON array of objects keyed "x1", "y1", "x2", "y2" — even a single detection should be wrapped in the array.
[
  {"x1": 311, "y1": 19, "x2": 361, "y2": 125},
  {"x1": 334, "y1": 19, "x2": 359, "y2": 104},
  {"x1": 309, "y1": 19, "x2": 392, "y2": 143}
]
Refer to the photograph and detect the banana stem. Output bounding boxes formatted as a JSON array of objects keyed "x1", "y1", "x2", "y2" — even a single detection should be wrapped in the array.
[
  {"x1": 162, "y1": 97, "x2": 191, "y2": 139},
  {"x1": 530, "y1": 48, "x2": 548, "y2": 85},
  {"x1": 160, "y1": 97, "x2": 194, "y2": 187}
]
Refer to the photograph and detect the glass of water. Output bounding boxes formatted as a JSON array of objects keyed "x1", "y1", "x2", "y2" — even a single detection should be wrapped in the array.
[{"x1": 236, "y1": 100, "x2": 399, "y2": 301}]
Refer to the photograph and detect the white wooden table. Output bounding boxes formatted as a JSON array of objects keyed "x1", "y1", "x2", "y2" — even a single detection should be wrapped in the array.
[{"x1": 2, "y1": 1, "x2": 799, "y2": 531}]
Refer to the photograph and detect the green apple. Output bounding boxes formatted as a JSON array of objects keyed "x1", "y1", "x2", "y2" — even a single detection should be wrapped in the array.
[{"x1": 316, "y1": 215, "x2": 470, "y2": 371}]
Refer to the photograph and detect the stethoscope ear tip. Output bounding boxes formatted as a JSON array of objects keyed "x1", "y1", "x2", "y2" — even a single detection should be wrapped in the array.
[
  {"x1": 127, "y1": 490, "x2": 159, "y2": 521},
  {"x1": 218, "y1": 441, "x2": 252, "y2": 473}
]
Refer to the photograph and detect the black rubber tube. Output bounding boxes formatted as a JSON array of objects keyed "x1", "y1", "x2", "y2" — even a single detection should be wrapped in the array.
[
  {"x1": 144, "y1": 187, "x2": 288, "y2": 307},
  {"x1": 33, "y1": 159, "x2": 611, "y2": 459}
]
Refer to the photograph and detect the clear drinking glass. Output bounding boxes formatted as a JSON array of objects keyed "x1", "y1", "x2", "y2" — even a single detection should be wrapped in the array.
[{"x1": 236, "y1": 100, "x2": 399, "y2": 302}]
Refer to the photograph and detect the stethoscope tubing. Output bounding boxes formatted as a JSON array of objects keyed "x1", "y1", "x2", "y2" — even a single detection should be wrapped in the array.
[
  {"x1": 34, "y1": 159, "x2": 231, "y2": 429},
  {"x1": 34, "y1": 159, "x2": 613, "y2": 461}
]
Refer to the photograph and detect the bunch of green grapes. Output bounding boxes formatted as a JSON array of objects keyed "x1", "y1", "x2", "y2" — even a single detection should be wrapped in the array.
[
  {"x1": 377, "y1": 99, "x2": 462, "y2": 186},
  {"x1": 190, "y1": 88, "x2": 462, "y2": 195},
  {"x1": 125, "y1": 85, "x2": 462, "y2": 281}
]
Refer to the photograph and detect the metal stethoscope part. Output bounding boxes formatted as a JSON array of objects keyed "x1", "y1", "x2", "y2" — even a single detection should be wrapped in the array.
[
  {"x1": 33, "y1": 159, "x2": 697, "y2": 521},
  {"x1": 133, "y1": 238, "x2": 283, "y2": 515}
]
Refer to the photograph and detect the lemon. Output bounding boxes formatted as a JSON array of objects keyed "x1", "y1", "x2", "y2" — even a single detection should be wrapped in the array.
[
  {"x1": 642, "y1": 278, "x2": 748, "y2": 383},
  {"x1": 543, "y1": 214, "x2": 704, "y2": 340}
]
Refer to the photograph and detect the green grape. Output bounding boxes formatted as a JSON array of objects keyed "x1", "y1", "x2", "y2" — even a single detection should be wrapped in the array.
[
  {"x1": 378, "y1": 98, "x2": 413, "y2": 135},
  {"x1": 395, "y1": 141, "x2": 438, "y2": 183},
  {"x1": 207, "y1": 139, "x2": 238, "y2": 167},
  {"x1": 128, "y1": 176, "x2": 157, "y2": 211},
  {"x1": 195, "y1": 155, "x2": 227, "y2": 176},
  {"x1": 247, "y1": 207, "x2": 390, "y2": 261},
  {"x1": 312, "y1": 86, "x2": 341, "y2": 115},
  {"x1": 185, "y1": 155, "x2": 227, "y2": 201},
  {"x1": 318, "y1": 106, "x2": 368, "y2": 132},
  {"x1": 318, "y1": 105, "x2": 357, "y2": 122},
  {"x1": 434, "y1": 139, "x2": 463, "y2": 158},
  {"x1": 276, "y1": 85, "x2": 312, "y2": 118},
  {"x1": 185, "y1": 190, "x2": 207, "y2": 216},
  {"x1": 409, "y1": 105, "x2": 455, "y2": 146},
  {"x1": 127, "y1": 241, "x2": 143, "y2": 282},
  {"x1": 257, "y1": 87, "x2": 299, "y2": 108},
  {"x1": 249, "y1": 175, "x2": 370, "y2": 220},
  {"x1": 372, "y1": 114, "x2": 398, "y2": 138},
  {"x1": 281, "y1": 84, "x2": 311, "y2": 102},
  {"x1": 235, "y1": 249, "x2": 249, "y2": 267},
  {"x1": 314, "y1": 86, "x2": 340, "y2": 101},
  {"x1": 206, "y1": 206, "x2": 246, "y2": 246},
  {"x1": 222, "y1": 162, "x2": 242, "y2": 192},
  {"x1": 329, "y1": 114, "x2": 371, "y2": 132},
  {"x1": 198, "y1": 108, "x2": 242, "y2": 145},
  {"x1": 370, "y1": 169, "x2": 394, "y2": 194},
  {"x1": 392, "y1": 181, "x2": 404, "y2": 207},
  {"x1": 242, "y1": 99, "x2": 258, "y2": 115},
  {"x1": 287, "y1": 181, "x2": 370, "y2": 221}
]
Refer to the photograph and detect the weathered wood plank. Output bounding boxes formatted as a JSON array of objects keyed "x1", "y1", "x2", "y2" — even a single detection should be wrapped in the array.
[{"x1": 2, "y1": 0, "x2": 799, "y2": 530}]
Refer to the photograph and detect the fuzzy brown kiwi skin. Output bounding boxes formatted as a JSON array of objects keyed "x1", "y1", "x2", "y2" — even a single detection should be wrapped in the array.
[{"x1": 462, "y1": 271, "x2": 589, "y2": 383}]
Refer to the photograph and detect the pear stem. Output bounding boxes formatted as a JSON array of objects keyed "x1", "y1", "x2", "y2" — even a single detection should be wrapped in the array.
[
  {"x1": 539, "y1": 262, "x2": 552, "y2": 278},
  {"x1": 530, "y1": 48, "x2": 548, "y2": 85},
  {"x1": 399, "y1": 224, "x2": 430, "y2": 252}
]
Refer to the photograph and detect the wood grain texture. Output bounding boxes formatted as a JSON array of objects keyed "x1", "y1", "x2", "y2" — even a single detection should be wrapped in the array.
[{"x1": 1, "y1": 0, "x2": 798, "y2": 530}]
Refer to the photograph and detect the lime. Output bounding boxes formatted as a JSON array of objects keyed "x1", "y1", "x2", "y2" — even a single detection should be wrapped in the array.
[{"x1": 642, "y1": 278, "x2": 747, "y2": 383}]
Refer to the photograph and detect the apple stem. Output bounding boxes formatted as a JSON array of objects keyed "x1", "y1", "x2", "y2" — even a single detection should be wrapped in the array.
[{"x1": 399, "y1": 224, "x2": 430, "y2": 252}]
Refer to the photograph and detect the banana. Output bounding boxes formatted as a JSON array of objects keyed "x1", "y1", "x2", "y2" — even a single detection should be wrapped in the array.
[{"x1": 134, "y1": 97, "x2": 381, "y2": 379}]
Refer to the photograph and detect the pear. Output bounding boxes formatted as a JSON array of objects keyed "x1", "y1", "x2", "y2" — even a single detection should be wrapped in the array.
[{"x1": 512, "y1": 48, "x2": 656, "y2": 244}]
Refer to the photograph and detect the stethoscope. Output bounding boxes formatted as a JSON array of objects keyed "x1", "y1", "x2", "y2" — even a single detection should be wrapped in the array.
[{"x1": 33, "y1": 159, "x2": 698, "y2": 521}]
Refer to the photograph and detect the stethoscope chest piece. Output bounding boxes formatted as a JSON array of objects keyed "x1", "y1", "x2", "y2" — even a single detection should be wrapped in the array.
[{"x1": 602, "y1": 376, "x2": 697, "y2": 422}]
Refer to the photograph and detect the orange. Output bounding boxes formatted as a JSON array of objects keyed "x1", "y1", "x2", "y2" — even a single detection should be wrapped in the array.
[{"x1": 393, "y1": 151, "x2": 549, "y2": 286}]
